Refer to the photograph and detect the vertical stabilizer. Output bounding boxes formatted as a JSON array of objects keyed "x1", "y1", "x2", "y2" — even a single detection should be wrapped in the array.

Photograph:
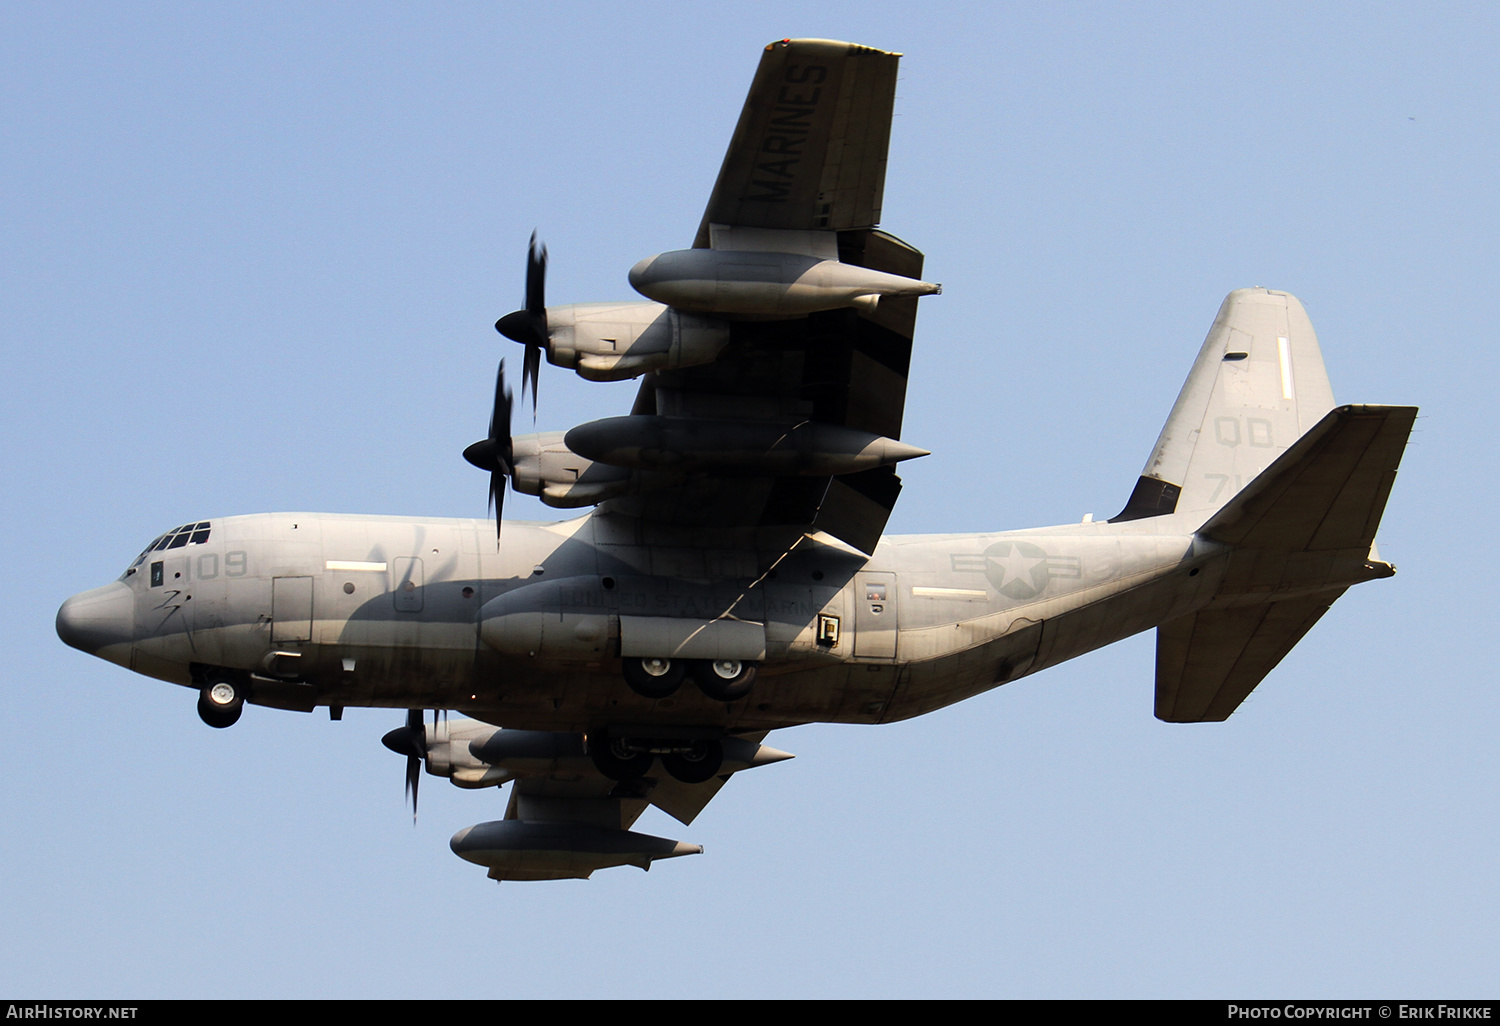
[{"x1": 1113, "y1": 288, "x2": 1336, "y2": 524}]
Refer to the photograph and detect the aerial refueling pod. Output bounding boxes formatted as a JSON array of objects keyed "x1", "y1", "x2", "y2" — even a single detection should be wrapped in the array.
[
  {"x1": 628, "y1": 248, "x2": 940, "y2": 317},
  {"x1": 541, "y1": 301, "x2": 731, "y2": 381},
  {"x1": 563, "y1": 416, "x2": 929, "y2": 475},
  {"x1": 450, "y1": 820, "x2": 703, "y2": 880}
]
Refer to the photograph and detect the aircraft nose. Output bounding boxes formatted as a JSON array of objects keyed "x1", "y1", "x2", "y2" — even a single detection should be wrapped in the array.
[{"x1": 56, "y1": 582, "x2": 134, "y2": 666}]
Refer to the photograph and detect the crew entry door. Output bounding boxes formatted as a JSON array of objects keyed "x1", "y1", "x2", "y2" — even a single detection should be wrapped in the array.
[
  {"x1": 853, "y1": 571, "x2": 897, "y2": 660},
  {"x1": 271, "y1": 576, "x2": 313, "y2": 645}
]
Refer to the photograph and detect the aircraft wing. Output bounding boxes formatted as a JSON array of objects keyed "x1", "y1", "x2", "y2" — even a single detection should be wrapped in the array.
[
  {"x1": 693, "y1": 39, "x2": 901, "y2": 246},
  {"x1": 487, "y1": 731, "x2": 780, "y2": 882},
  {"x1": 599, "y1": 40, "x2": 925, "y2": 556}
]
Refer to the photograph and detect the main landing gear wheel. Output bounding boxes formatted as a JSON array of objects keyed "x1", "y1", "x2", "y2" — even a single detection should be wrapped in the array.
[
  {"x1": 622, "y1": 657, "x2": 685, "y2": 699},
  {"x1": 197, "y1": 677, "x2": 244, "y2": 728},
  {"x1": 589, "y1": 735, "x2": 653, "y2": 782},
  {"x1": 661, "y1": 740, "x2": 725, "y2": 784},
  {"x1": 691, "y1": 659, "x2": 757, "y2": 702}
]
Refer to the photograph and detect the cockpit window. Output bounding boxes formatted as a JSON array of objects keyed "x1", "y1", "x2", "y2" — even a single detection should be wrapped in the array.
[{"x1": 124, "y1": 522, "x2": 212, "y2": 577}]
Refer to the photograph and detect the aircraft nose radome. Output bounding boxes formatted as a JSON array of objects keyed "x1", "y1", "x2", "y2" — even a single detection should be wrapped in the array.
[{"x1": 56, "y1": 582, "x2": 134, "y2": 665}]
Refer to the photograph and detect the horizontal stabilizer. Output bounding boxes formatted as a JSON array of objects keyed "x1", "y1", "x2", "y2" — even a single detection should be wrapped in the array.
[
  {"x1": 1155, "y1": 591, "x2": 1344, "y2": 722},
  {"x1": 1198, "y1": 404, "x2": 1417, "y2": 551},
  {"x1": 1156, "y1": 404, "x2": 1415, "y2": 722}
]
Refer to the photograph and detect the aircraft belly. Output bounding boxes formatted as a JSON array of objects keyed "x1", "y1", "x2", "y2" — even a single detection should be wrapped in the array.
[{"x1": 882, "y1": 619, "x2": 1044, "y2": 723}]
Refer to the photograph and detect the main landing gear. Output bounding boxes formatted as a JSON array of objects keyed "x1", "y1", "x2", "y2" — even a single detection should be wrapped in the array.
[
  {"x1": 620, "y1": 657, "x2": 757, "y2": 702},
  {"x1": 588, "y1": 734, "x2": 725, "y2": 785},
  {"x1": 196, "y1": 675, "x2": 245, "y2": 728}
]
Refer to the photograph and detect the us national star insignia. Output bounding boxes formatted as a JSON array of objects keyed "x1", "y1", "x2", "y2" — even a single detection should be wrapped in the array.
[{"x1": 983, "y1": 541, "x2": 1051, "y2": 600}]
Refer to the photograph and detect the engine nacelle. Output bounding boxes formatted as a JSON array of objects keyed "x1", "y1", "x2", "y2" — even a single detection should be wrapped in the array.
[
  {"x1": 509, "y1": 432, "x2": 635, "y2": 508},
  {"x1": 628, "y1": 248, "x2": 940, "y2": 317},
  {"x1": 416, "y1": 717, "x2": 509, "y2": 788},
  {"x1": 543, "y1": 302, "x2": 730, "y2": 381}
]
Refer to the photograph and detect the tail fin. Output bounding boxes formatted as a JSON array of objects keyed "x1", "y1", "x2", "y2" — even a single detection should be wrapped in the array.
[{"x1": 1113, "y1": 288, "x2": 1336, "y2": 524}]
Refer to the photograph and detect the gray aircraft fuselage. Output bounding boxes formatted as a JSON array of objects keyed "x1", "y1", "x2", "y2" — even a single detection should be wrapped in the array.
[{"x1": 55, "y1": 503, "x2": 1382, "y2": 734}]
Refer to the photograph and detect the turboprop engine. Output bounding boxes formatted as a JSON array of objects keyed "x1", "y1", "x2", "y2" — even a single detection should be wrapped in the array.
[
  {"x1": 541, "y1": 302, "x2": 731, "y2": 381},
  {"x1": 508, "y1": 431, "x2": 639, "y2": 508},
  {"x1": 628, "y1": 247, "x2": 940, "y2": 317}
]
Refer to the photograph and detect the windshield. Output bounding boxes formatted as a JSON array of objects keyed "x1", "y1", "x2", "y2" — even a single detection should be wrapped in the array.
[{"x1": 122, "y1": 522, "x2": 212, "y2": 578}]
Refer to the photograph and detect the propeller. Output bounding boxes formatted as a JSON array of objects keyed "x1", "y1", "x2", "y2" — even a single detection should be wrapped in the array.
[
  {"x1": 493, "y1": 231, "x2": 547, "y2": 418},
  {"x1": 380, "y1": 708, "x2": 427, "y2": 823},
  {"x1": 462, "y1": 360, "x2": 515, "y2": 543}
]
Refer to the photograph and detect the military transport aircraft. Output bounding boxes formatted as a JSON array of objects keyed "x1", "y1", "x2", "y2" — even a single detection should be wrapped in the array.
[{"x1": 56, "y1": 39, "x2": 1415, "y2": 883}]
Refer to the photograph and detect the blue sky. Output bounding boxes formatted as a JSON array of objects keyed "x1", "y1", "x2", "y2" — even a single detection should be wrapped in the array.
[{"x1": 4, "y1": 1, "x2": 1496, "y2": 998}]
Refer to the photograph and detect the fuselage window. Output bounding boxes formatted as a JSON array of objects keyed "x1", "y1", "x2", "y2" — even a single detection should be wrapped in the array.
[{"x1": 150, "y1": 561, "x2": 164, "y2": 587}]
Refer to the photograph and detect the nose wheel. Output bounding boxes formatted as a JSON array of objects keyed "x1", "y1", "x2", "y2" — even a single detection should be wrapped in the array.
[{"x1": 197, "y1": 677, "x2": 245, "y2": 728}]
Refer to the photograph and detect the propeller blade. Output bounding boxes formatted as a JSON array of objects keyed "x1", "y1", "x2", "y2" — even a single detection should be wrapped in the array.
[
  {"x1": 523, "y1": 233, "x2": 546, "y2": 418},
  {"x1": 525, "y1": 230, "x2": 547, "y2": 316},
  {"x1": 381, "y1": 709, "x2": 426, "y2": 824},
  {"x1": 489, "y1": 358, "x2": 513, "y2": 459},
  {"x1": 523, "y1": 341, "x2": 541, "y2": 420},
  {"x1": 490, "y1": 468, "x2": 506, "y2": 526},
  {"x1": 405, "y1": 707, "x2": 423, "y2": 821},
  {"x1": 462, "y1": 361, "x2": 513, "y2": 545},
  {"x1": 494, "y1": 233, "x2": 547, "y2": 419}
]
